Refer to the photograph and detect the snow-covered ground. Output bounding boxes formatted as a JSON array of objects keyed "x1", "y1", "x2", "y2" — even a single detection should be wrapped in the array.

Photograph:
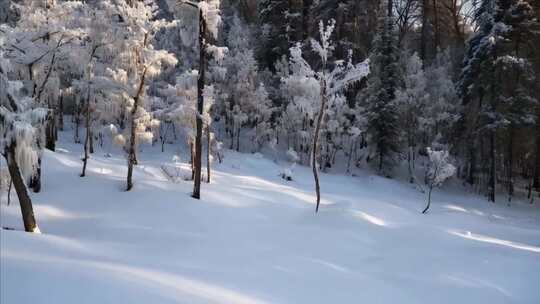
[{"x1": 1, "y1": 130, "x2": 540, "y2": 304}]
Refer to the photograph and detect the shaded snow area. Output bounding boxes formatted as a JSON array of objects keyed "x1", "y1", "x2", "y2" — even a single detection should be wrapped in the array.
[{"x1": 2, "y1": 133, "x2": 540, "y2": 304}]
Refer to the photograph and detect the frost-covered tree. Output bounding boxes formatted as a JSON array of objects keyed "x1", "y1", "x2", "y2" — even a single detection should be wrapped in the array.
[
  {"x1": 5, "y1": 0, "x2": 88, "y2": 191},
  {"x1": 216, "y1": 15, "x2": 273, "y2": 152},
  {"x1": 0, "y1": 33, "x2": 45, "y2": 232},
  {"x1": 173, "y1": 0, "x2": 221, "y2": 199},
  {"x1": 395, "y1": 52, "x2": 429, "y2": 184},
  {"x1": 108, "y1": 1, "x2": 177, "y2": 191},
  {"x1": 282, "y1": 19, "x2": 370, "y2": 212},
  {"x1": 422, "y1": 148, "x2": 456, "y2": 213},
  {"x1": 424, "y1": 48, "x2": 458, "y2": 145}
]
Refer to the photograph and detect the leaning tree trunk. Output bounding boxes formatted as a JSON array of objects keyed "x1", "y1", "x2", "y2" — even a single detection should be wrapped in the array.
[
  {"x1": 126, "y1": 68, "x2": 147, "y2": 191},
  {"x1": 193, "y1": 9, "x2": 207, "y2": 199},
  {"x1": 313, "y1": 78, "x2": 327, "y2": 213},
  {"x1": 4, "y1": 145, "x2": 38, "y2": 232},
  {"x1": 422, "y1": 185, "x2": 434, "y2": 214}
]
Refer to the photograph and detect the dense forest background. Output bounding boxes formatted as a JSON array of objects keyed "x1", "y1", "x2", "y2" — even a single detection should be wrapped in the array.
[{"x1": 1, "y1": 0, "x2": 540, "y2": 231}]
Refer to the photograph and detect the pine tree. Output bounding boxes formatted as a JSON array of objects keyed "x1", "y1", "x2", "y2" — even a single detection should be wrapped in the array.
[
  {"x1": 457, "y1": 0, "x2": 539, "y2": 202},
  {"x1": 363, "y1": 2, "x2": 401, "y2": 176}
]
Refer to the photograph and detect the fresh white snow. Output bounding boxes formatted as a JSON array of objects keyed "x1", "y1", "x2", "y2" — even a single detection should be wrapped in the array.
[{"x1": 1, "y1": 130, "x2": 540, "y2": 304}]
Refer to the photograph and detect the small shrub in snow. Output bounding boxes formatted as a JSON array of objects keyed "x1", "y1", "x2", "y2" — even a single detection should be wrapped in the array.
[
  {"x1": 280, "y1": 164, "x2": 295, "y2": 181},
  {"x1": 422, "y1": 148, "x2": 456, "y2": 214}
]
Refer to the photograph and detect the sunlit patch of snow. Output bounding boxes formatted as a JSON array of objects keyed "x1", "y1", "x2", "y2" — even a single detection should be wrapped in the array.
[
  {"x1": 448, "y1": 230, "x2": 540, "y2": 253},
  {"x1": 443, "y1": 205, "x2": 468, "y2": 213},
  {"x1": 89, "y1": 167, "x2": 113, "y2": 175},
  {"x1": 351, "y1": 210, "x2": 388, "y2": 227},
  {"x1": 32, "y1": 225, "x2": 41, "y2": 234},
  {"x1": 36, "y1": 205, "x2": 80, "y2": 219}
]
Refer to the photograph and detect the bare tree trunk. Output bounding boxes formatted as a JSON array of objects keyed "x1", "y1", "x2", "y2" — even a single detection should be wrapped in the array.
[
  {"x1": 58, "y1": 94, "x2": 64, "y2": 131},
  {"x1": 206, "y1": 125, "x2": 211, "y2": 183},
  {"x1": 126, "y1": 68, "x2": 147, "y2": 191},
  {"x1": 45, "y1": 113, "x2": 55, "y2": 151},
  {"x1": 488, "y1": 131, "x2": 496, "y2": 202},
  {"x1": 422, "y1": 185, "x2": 433, "y2": 214},
  {"x1": 408, "y1": 146, "x2": 414, "y2": 183},
  {"x1": 81, "y1": 98, "x2": 91, "y2": 177},
  {"x1": 507, "y1": 126, "x2": 514, "y2": 204},
  {"x1": 236, "y1": 127, "x2": 240, "y2": 152},
  {"x1": 313, "y1": 78, "x2": 327, "y2": 213},
  {"x1": 193, "y1": 9, "x2": 207, "y2": 199},
  {"x1": 7, "y1": 179, "x2": 12, "y2": 206},
  {"x1": 89, "y1": 130, "x2": 94, "y2": 154},
  {"x1": 190, "y1": 141, "x2": 195, "y2": 180},
  {"x1": 29, "y1": 151, "x2": 41, "y2": 193},
  {"x1": 420, "y1": 0, "x2": 429, "y2": 65},
  {"x1": 4, "y1": 146, "x2": 38, "y2": 232},
  {"x1": 534, "y1": 125, "x2": 540, "y2": 189},
  {"x1": 74, "y1": 103, "x2": 81, "y2": 143}
]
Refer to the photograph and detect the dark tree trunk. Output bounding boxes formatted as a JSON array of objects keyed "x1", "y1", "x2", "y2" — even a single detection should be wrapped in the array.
[
  {"x1": 89, "y1": 129, "x2": 94, "y2": 154},
  {"x1": 45, "y1": 114, "x2": 55, "y2": 151},
  {"x1": 193, "y1": 9, "x2": 206, "y2": 199},
  {"x1": 4, "y1": 145, "x2": 38, "y2": 232},
  {"x1": 29, "y1": 154, "x2": 41, "y2": 193},
  {"x1": 420, "y1": 0, "x2": 429, "y2": 65},
  {"x1": 74, "y1": 103, "x2": 81, "y2": 143},
  {"x1": 422, "y1": 185, "x2": 433, "y2": 214},
  {"x1": 488, "y1": 131, "x2": 496, "y2": 202},
  {"x1": 313, "y1": 77, "x2": 327, "y2": 213},
  {"x1": 58, "y1": 94, "x2": 64, "y2": 131},
  {"x1": 7, "y1": 179, "x2": 12, "y2": 206},
  {"x1": 534, "y1": 126, "x2": 540, "y2": 189},
  {"x1": 206, "y1": 125, "x2": 211, "y2": 183},
  {"x1": 81, "y1": 97, "x2": 91, "y2": 177},
  {"x1": 127, "y1": 68, "x2": 147, "y2": 191},
  {"x1": 507, "y1": 126, "x2": 514, "y2": 203},
  {"x1": 190, "y1": 141, "x2": 195, "y2": 180}
]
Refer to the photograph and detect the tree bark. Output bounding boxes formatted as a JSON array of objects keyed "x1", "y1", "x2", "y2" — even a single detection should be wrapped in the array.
[
  {"x1": 313, "y1": 77, "x2": 327, "y2": 213},
  {"x1": 193, "y1": 9, "x2": 206, "y2": 199},
  {"x1": 45, "y1": 112, "x2": 55, "y2": 151},
  {"x1": 58, "y1": 94, "x2": 64, "y2": 131},
  {"x1": 488, "y1": 131, "x2": 496, "y2": 202},
  {"x1": 81, "y1": 97, "x2": 91, "y2": 177},
  {"x1": 126, "y1": 68, "x2": 147, "y2": 191},
  {"x1": 206, "y1": 125, "x2": 211, "y2": 183},
  {"x1": 4, "y1": 145, "x2": 38, "y2": 232},
  {"x1": 420, "y1": 0, "x2": 429, "y2": 65},
  {"x1": 29, "y1": 152, "x2": 41, "y2": 193},
  {"x1": 534, "y1": 125, "x2": 540, "y2": 189},
  {"x1": 422, "y1": 185, "x2": 433, "y2": 214},
  {"x1": 507, "y1": 126, "x2": 514, "y2": 203}
]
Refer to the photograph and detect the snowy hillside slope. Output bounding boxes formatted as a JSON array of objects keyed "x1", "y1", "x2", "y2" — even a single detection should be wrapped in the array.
[{"x1": 1, "y1": 131, "x2": 540, "y2": 304}]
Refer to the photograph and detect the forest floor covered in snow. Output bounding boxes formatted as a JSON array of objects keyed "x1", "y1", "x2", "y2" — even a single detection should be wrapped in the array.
[{"x1": 1, "y1": 130, "x2": 540, "y2": 304}]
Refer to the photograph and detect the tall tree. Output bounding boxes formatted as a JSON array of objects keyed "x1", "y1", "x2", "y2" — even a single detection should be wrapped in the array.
[
  {"x1": 282, "y1": 19, "x2": 369, "y2": 212},
  {"x1": 363, "y1": 1, "x2": 401, "y2": 176}
]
